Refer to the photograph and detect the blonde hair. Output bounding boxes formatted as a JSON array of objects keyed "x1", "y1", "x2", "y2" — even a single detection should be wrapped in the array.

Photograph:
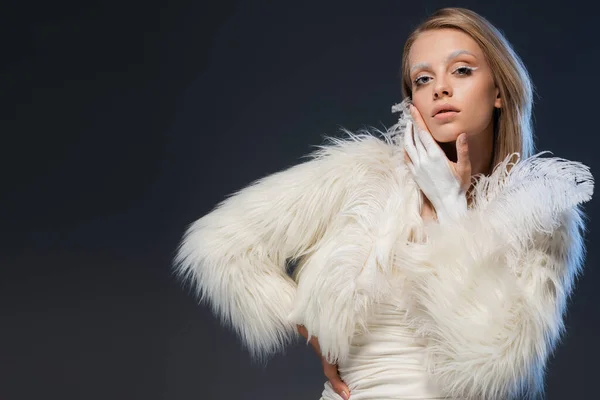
[{"x1": 401, "y1": 7, "x2": 535, "y2": 167}]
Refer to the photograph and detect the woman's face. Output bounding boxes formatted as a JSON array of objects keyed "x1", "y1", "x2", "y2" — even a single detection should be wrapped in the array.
[{"x1": 407, "y1": 28, "x2": 501, "y2": 143}]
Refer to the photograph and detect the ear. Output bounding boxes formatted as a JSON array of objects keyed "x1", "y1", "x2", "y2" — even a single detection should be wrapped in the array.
[{"x1": 494, "y1": 87, "x2": 502, "y2": 109}]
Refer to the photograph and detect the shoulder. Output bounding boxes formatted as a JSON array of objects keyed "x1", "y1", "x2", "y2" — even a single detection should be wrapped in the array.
[
  {"x1": 308, "y1": 130, "x2": 406, "y2": 180},
  {"x1": 471, "y1": 152, "x2": 593, "y2": 210}
]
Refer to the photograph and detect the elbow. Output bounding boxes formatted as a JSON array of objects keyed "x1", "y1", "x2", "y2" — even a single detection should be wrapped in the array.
[{"x1": 174, "y1": 216, "x2": 298, "y2": 362}]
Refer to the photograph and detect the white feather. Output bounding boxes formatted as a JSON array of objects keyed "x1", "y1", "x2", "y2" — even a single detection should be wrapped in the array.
[{"x1": 400, "y1": 152, "x2": 593, "y2": 399}]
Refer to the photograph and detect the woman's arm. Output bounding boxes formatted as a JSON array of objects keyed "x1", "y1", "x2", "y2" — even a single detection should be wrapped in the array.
[
  {"x1": 174, "y1": 134, "x2": 395, "y2": 361},
  {"x1": 401, "y1": 156, "x2": 593, "y2": 400}
]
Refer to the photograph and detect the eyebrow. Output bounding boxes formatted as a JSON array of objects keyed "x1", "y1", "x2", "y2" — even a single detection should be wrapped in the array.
[{"x1": 410, "y1": 49, "x2": 477, "y2": 73}]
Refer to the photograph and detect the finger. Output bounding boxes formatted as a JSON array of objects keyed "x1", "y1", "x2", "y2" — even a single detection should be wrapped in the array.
[
  {"x1": 404, "y1": 150, "x2": 416, "y2": 175},
  {"x1": 323, "y1": 362, "x2": 339, "y2": 380},
  {"x1": 403, "y1": 122, "x2": 420, "y2": 166},
  {"x1": 416, "y1": 126, "x2": 441, "y2": 155},
  {"x1": 330, "y1": 378, "x2": 350, "y2": 400},
  {"x1": 331, "y1": 379, "x2": 350, "y2": 400},
  {"x1": 409, "y1": 104, "x2": 444, "y2": 156},
  {"x1": 323, "y1": 364, "x2": 350, "y2": 400},
  {"x1": 409, "y1": 104, "x2": 428, "y2": 133},
  {"x1": 412, "y1": 123, "x2": 428, "y2": 156},
  {"x1": 455, "y1": 133, "x2": 472, "y2": 189}
]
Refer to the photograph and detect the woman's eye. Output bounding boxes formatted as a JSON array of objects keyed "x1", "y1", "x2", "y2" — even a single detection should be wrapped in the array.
[
  {"x1": 454, "y1": 66, "x2": 474, "y2": 76},
  {"x1": 413, "y1": 66, "x2": 473, "y2": 87},
  {"x1": 414, "y1": 76, "x2": 431, "y2": 86}
]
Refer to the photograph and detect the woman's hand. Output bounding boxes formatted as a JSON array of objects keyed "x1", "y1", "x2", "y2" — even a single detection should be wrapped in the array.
[
  {"x1": 404, "y1": 104, "x2": 470, "y2": 224},
  {"x1": 297, "y1": 325, "x2": 350, "y2": 400}
]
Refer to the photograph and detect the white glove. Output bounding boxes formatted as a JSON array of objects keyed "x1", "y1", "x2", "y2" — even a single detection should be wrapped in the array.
[{"x1": 403, "y1": 119, "x2": 468, "y2": 225}]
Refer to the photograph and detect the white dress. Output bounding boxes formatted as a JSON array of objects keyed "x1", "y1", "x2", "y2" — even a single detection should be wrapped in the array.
[{"x1": 319, "y1": 291, "x2": 447, "y2": 400}]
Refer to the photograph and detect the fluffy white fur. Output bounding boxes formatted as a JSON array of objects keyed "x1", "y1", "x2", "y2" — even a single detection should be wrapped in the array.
[
  {"x1": 174, "y1": 132, "x2": 415, "y2": 362},
  {"x1": 174, "y1": 104, "x2": 593, "y2": 398},
  {"x1": 399, "y1": 153, "x2": 592, "y2": 399}
]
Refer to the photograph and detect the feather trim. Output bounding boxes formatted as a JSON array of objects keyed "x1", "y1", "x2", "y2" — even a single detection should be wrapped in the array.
[{"x1": 400, "y1": 153, "x2": 593, "y2": 399}]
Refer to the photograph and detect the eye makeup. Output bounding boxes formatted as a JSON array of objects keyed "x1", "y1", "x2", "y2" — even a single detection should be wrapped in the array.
[{"x1": 412, "y1": 65, "x2": 479, "y2": 87}]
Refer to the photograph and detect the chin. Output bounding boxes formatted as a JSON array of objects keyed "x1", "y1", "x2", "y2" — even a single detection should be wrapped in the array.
[{"x1": 430, "y1": 130, "x2": 460, "y2": 144}]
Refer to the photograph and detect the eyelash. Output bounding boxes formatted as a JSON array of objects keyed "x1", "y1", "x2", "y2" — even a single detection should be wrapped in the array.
[{"x1": 413, "y1": 66, "x2": 475, "y2": 87}]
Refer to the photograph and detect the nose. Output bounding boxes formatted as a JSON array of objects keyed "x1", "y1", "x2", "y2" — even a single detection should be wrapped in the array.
[{"x1": 433, "y1": 77, "x2": 452, "y2": 99}]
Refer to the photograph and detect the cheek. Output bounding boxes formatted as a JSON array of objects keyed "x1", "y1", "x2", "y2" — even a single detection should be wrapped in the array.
[
  {"x1": 457, "y1": 80, "x2": 497, "y2": 121},
  {"x1": 411, "y1": 93, "x2": 432, "y2": 123},
  {"x1": 410, "y1": 93, "x2": 426, "y2": 111},
  {"x1": 459, "y1": 78, "x2": 493, "y2": 102}
]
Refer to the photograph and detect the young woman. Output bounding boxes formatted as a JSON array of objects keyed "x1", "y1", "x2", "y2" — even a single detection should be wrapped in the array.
[{"x1": 175, "y1": 7, "x2": 594, "y2": 400}]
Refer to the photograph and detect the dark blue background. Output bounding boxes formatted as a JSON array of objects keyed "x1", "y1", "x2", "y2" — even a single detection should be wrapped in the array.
[{"x1": 2, "y1": 0, "x2": 598, "y2": 399}]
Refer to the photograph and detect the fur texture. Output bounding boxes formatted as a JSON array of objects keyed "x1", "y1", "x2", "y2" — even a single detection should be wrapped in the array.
[
  {"x1": 398, "y1": 154, "x2": 592, "y2": 399},
  {"x1": 174, "y1": 132, "x2": 417, "y2": 362},
  {"x1": 174, "y1": 104, "x2": 593, "y2": 397}
]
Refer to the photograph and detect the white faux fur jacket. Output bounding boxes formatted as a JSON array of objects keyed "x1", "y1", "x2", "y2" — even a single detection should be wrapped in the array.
[{"x1": 175, "y1": 103, "x2": 593, "y2": 399}]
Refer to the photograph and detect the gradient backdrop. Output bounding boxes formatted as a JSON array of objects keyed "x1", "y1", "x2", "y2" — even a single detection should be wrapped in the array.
[{"x1": 3, "y1": 0, "x2": 598, "y2": 399}]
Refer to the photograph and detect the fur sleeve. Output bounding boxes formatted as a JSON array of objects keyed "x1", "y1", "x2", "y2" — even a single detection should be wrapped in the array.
[
  {"x1": 401, "y1": 154, "x2": 594, "y2": 399},
  {"x1": 174, "y1": 134, "x2": 398, "y2": 361},
  {"x1": 288, "y1": 154, "x2": 414, "y2": 364}
]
